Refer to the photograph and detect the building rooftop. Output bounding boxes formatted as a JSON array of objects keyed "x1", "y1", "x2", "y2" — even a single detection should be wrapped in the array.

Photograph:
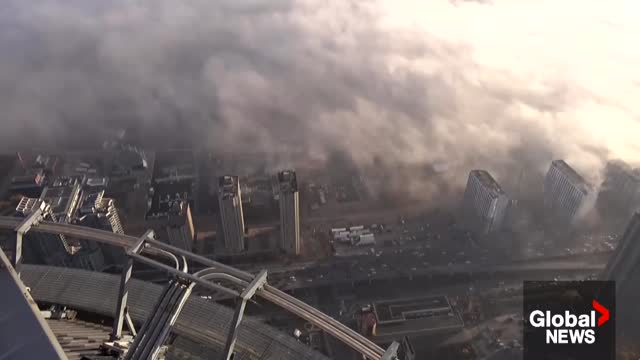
[
  {"x1": 16, "y1": 197, "x2": 40, "y2": 215},
  {"x1": 278, "y1": 170, "x2": 298, "y2": 193},
  {"x1": 32, "y1": 154, "x2": 59, "y2": 172},
  {"x1": 46, "y1": 318, "x2": 120, "y2": 360},
  {"x1": 219, "y1": 175, "x2": 240, "y2": 199},
  {"x1": 21, "y1": 264, "x2": 330, "y2": 360},
  {"x1": 371, "y1": 296, "x2": 463, "y2": 341},
  {"x1": 10, "y1": 169, "x2": 45, "y2": 188},
  {"x1": 112, "y1": 145, "x2": 147, "y2": 172},
  {"x1": 551, "y1": 160, "x2": 591, "y2": 192},
  {"x1": 155, "y1": 164, "x2": 195, "y2": 183},
  {"x1": 40, "y1": 182, "x2": 82, "y2": 220},
  {"x1": 470, "y1": 170, "x2": 504, "y2": 196},
  {"x1": 85, "y1": 177, "x2": 109, "y2": 188},
  {"x1": 77, "y1": 190, "x2": 105, "y2": 216},
  {"x1": 147, "y1": 182, "x2": 192, "y2": 219}
]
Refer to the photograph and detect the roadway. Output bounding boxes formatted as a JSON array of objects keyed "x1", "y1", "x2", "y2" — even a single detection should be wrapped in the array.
[
  {"x1": 266, "y1": 252, "x2": 608, "y2": 290},
  {"x1": 0, "y1": 216, "x2": 386, "y2": 360}
]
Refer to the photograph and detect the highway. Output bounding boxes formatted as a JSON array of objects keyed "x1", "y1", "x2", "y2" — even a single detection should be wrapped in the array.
[{"x1": 0, "y1": 216, "x2": 386, "y2": 360}]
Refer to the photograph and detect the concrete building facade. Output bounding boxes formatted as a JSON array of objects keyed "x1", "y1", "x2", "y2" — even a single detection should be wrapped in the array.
[
  {"x1": 76, "y1": 190, "x2": 127, "y2": 269},
  {"x1": 543, "y1": 160, "x2": 592, "y2": 224},
  {"x1": 15, "y1": 178, "x2": 128, "y2": 271},
  {"x1": 218, "y1": 175, "x2": 245, "y2": 252},
  {"x1": 165, "y1": 201, "x2": 195, "y2": 252},
  {"x1": 278, "y1": 170, "x2": 300, "y2": 255},
  {"x1": 462, "y1": 170, "x2": 510, "y2": 234}
]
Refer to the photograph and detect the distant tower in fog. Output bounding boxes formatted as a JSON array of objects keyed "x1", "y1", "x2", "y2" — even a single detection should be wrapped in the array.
[
  {"x1": 218, "y1": 175, "x2": 245, "y2": 252},
  {"x1": 278, "y1": 170, "x2": 300, "y2": 255},
  {"x1": 597, "y1": 160, "x2": 640, "y2": 219},
  {"x1": 462, "y1": 170, "x2": 510, "y2": 234},
  {"x1": 543, "y1": 160, "x2": 592, "y2": 224}
]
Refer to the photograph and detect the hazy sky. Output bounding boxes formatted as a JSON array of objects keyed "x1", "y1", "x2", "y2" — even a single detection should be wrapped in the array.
[{"x1": 1, "y1": 0, "x2": 638, "y2": 184}]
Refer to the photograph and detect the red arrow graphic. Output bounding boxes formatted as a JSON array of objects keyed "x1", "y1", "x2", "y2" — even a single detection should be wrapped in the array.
[{"x1": 593, "y1": 300, "x2": 610, "y2": 327}]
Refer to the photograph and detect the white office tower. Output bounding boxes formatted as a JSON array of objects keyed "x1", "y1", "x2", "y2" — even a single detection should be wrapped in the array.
[
  {"x1": 278, "y1": 170, "x2": 301, "y2": 255},
  {"x1": 218, "y1": 175, "x2": 245, "y2": 252},
  {"x1": 462, "y1": 170, "x2": 510, "y2": 234},
  {"x1": 544, "y1": 160, "x2": 592, "y2": 224}
]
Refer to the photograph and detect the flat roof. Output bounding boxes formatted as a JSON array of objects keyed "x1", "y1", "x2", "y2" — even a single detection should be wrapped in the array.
[
  {"x1": 551, "y1": 160, "x2": 591, "y2": 192},
  {"x1": 219, "y1": 175, "x2": 240, "y2": 198},
  {"x1": 470, "y1": 170, "x2": 504, "y2": 196},
  {"x1": 40, "y1": 183, "x2": 81, "y2": 219},
  {"x1": 374, "y1": 296, "x2": 451, "y2": 324},
  {"x1": 278, "y1": 170, "x2": 298, "y2": 193},
  {"x1": 372, "y1": 296, "x2": 463, "y2": 338},
  {"x1": 147, "y1": 182, "x2": 192, "y2": 218}
]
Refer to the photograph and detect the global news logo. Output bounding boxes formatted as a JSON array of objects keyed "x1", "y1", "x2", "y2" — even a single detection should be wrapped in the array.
[
  {"x1": 523, "y1": 281, "x2": 615, "y2": 360},
  {"x1": 529, "y1": 300, "x2": 610, "y2": 344}
]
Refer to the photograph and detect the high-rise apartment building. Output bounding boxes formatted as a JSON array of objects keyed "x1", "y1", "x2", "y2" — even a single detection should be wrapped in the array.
[
  {"x1": 15, "y1": 178, "x2": 127, "y2": 271},
  {"x1": 278, "y1": 170, "x2": 300, "y2": 255},
  {"x1": 16, "y1": 197, "x2": 74, "y2": 267},
  {"x1": 164, "y1": 201, "x2": 195, "y2": 252},
  {"x1": 75, "y1": 189, "x2": 126, "y2": 269},
  {"x1": 462, "y1": 170, "x2": 510, "y2": 234},
  {"x1": 218, "y1": 175, "x2": 245, "y2": 252},
  {"x1": 543, "y1": 160, "x2": 592, "y2": 224}
]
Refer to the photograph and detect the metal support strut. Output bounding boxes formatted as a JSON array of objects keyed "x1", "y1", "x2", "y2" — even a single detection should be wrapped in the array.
[
  {"x1": 381, "y1": 341, "x2": 400, "y2": 360},
  {"x1": 221, "y1": 270, "x2": 268, "y2": 360},
  {"x1": 12, "y1": 201, "x2": 46, "y2": 276},
  {"x1": 110, "y1": 229, "x2": 154, "y2": 341}
]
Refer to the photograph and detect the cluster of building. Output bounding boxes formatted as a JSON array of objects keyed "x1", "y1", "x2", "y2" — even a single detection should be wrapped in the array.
[
  {"x1": 218, "y1": 170, "x2": 301, "y2": 255},
  {"x1": 0, "y1": 146, "x2": 154, "y2": 271},
  {"x1": 12, "y1": 176, "x2": 125, "y2": 271},
  {"x1": 462, "y1": 159, "x2": 640, "y2": 236},
  {"x1": 9, "y1": 154, "x2": 58, "y2": 198},
  {"x1": 2, "y1": 149, "x2": 306, "y2": 266},
  {"x1": 331, "y1": 226, "x2": 376, "y2": 246},
  {"x1": 146, "y1": 150, "x2": 196, "y2": 252}
]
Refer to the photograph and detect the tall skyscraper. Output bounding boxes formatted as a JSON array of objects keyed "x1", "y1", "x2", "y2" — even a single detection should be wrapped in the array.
[
  {"x1": 278, "y1": 170, "x2": 300, "y2": 255},
  {"x1": 218, "y1": 175, "x2": 245, "y2": 252},
  {"x1": 164, "y1": 201, "x2": 195, "y2": 252},
  {"x1": 76, "y1": 190, "x2": 126, "y2": 269},
  {"x1": 16, "y1": 178, "x2": 127, "y2": 271},
  {"x1": 15, "y1": 197, "x2": 72, "y2": 267},
  {"x1": 543, "y1": 160, "x2": 592, "y2": 224},
  {"x1": 21, "y1": 178, "x2": 83, "y2": 266},
  {"x1": 462, "y1": 170, "x2": 510, "y2": 234}
]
